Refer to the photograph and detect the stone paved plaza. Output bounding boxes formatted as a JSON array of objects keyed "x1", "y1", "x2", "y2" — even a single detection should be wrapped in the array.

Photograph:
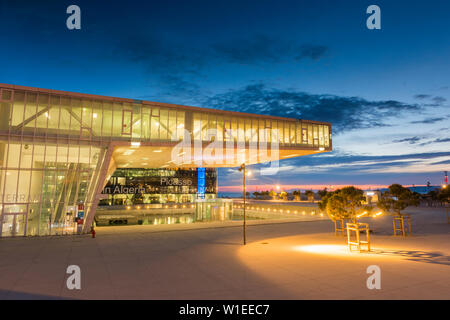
[{"x1": 0, "y1": 206, "x2": 448, "y2": 299}]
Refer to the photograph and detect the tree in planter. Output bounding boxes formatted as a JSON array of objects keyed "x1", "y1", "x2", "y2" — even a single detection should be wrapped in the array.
[
  {"x1": 377, "y1": 184, "x2": 420, "y2": 216},
  {"x1": 438, "y1": 186, "x2": 450, "y2": 223},
  {"x1": 292, "y1": 190, "x2": 301, "y2": 201},
  {"x1": 280, "y1": 191, "x2": 288, "y2": 201},
  {"x1": 269, "y1": 190, "x2": 277, "y2": 200},
  {"x1": 260, "y1": 190, "x2": 270, "y2": 199},
  {"x1": 305, "y1": 190, "x2": 315, "y2": 202},
  {"x1": 325, "y1": 187, "x2": 366, "y2": 222},
  {"x1": 323, "y1": 186, "x2": 373, "y2": 236},
  {"x1": 378, "y1": 184, "x2": 419, "y2": 235}
]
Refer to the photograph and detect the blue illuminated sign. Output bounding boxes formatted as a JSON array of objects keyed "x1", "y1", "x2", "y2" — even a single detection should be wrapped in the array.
[{"x1": 197, "y1": 168, "x2": 205, "y2": 199}]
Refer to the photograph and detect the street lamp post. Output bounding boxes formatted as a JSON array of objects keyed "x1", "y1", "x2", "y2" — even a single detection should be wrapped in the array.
[{"x1": 239, "y1": 163, "x2": 250, "y2": 245}]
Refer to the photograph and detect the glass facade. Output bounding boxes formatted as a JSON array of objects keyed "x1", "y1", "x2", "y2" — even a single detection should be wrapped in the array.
[
  {"x1": 0, "y1": 89, "x2": 109, "y2": 236},
  {"x1": 0, "y1": 84, "x2": 332, "y2": 237}
]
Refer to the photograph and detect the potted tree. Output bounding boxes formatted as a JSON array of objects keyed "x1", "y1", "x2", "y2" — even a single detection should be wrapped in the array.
[
  {"x1": 269, "y1": 190, "x2": 277, "y2": 200},
  {"x1": 377, "y1": 184, "x2": 419, "y2": 235},
  {"x1": 305, "y1": 190, "x2": 315, "y2": 202},
  {"x1": 321, "y1": 186, "x2": 366, "y2": 235}
]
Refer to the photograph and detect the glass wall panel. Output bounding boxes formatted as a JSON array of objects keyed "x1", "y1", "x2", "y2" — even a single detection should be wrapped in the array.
[
  {"x1": 176, "y1": 111, "x2": 185, "y2": 141},
  {"x1": 112, "y1": 102, "x2": 122, "y2": 137},
  {"x1": 290, "y1": 123, "x2": 296, "y2": 144},
  {"x1": 277, "y1": 121, "x2": 284, "y2": 144},
  {"x1": 259, "y1": 119, "x2": 265, "y2": 143},
  {"x1": 308, "y1": 124, "x2": 313, "y2": 145},
  {"x1": 102, "y1": 102, "x2": 113, "y2": 138},
  {"x1": 217, "y1": 116, "x2": 223, "y2": 142},
  {"x1": 132, "y1": 104, "x2": 141, "y2": 139},
  {"x1": 230, "y1": 118, "x2": 237, "y2": 143},
  {"x1": 0, "y1": 102, "x2": 11, "y2": 132},
  {"x1": 160, "y1": 109, "x2": 169, "y2": 140},
  {"x1": 4, "y1": 170, "x2": 19, "y2": 203},
  {"x1": 92, "y1": 100, "x2": 102, "y2": 136},
  {"x1": 24, "y1": 93, "x2": 37, "y2": 134},
  {"x1": 238, "y1": 118, "x2": 245, "y2": 143},
  {"x1": 151, "y1": 107, "x2": 160, "y2": 140},
  {"x1": 251, "y1": 119, "x2": 258, "y2": 143},
  {"x1": 319, "y1": 125, "x2": 324, "y2": 147},
  {"x1": 12, "y1": 91, "x2": 25, "y2": 126},
  {"x1": 201, "y1": 113, "x2": 208, "y2": 141},
  {"x1": 208, "y1": 115, "x2": 216, "y2": 141},
  {"x1": 324, "y1": 125, "x2": 330, "y2": 147},
  {"x1": 142, "y1": 107, "x2": 150, "y2": 140},
  {"x1": 296, "y1": 123, "x2": 302, "y2": 145},
  {"x1": 193, "y1": 113, "x2": 201, "y2": 141},
  {"x1": 313, "y1": 125, "x2": 319, "y2": 146},
  {"x1": 48, "y1": 96, "x2": 60, "y2": 130},
  {"x1": 245, "y1": 119, "x2": 251, "y2": 143},
  {"x1": 284, "y1": 122, "x2": 290, "y2": 144},
  {"x1": 168, "y1": 109, "x2": 177, "y2": 140}
]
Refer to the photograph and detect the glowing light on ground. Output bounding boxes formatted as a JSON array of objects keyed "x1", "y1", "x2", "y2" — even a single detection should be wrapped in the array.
[{"x1": 294, "y1": 244, "x2": 349, "y2": 255}]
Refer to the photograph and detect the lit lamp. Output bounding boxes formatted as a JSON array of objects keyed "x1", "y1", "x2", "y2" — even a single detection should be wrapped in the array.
[{"x1": 238, "y1": 163, "x2": 251, "y2": 245}]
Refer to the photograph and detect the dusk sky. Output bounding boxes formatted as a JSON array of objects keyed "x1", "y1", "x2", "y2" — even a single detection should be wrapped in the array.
[{"x1": 1, "y1": 0, "x2": 449, "y2": 191}]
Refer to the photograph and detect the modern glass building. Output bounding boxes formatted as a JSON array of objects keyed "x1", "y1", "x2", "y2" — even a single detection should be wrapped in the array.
[{"x1": 0, "y1": 83, "x2": 332, "y2": 237}]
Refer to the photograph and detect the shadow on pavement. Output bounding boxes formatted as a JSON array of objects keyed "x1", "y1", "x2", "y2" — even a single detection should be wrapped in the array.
[{"x1": 372, "y1": 249, "x2": 450, "y2": 266}]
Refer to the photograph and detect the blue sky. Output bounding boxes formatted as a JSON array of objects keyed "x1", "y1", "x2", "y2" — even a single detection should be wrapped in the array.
[{"x1": 0, "y1": 0, "x2": 449, "y2": 189}]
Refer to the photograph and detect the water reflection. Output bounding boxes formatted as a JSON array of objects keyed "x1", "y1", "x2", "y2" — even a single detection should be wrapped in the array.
[{"x1": 96, "y1": 212, "x2": 261, "y2": 226}]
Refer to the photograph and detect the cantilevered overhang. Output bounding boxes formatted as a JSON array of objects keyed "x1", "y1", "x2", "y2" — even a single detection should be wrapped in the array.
[{"x1": 110, "y1": 142, "x2": 331, "y2": 169}]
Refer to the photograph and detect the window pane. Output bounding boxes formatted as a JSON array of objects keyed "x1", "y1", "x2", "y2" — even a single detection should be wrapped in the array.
[
  {"x1": 160, "y1": 109, "x2": 168, "y2": 140},
  {"x1": 168, "y1": 109, "x2": 177, "y2": 140},
  {"x1": 176, "y1": 111, "x2": 185, "y2": 141},
  {"x1": 102, "y1": 102, "x2": 113, "y2": 138},
  {"x1": 308, "y1": 124, "x2": 313, "y2": 145},
  {"x1": 92, "y1": 100, "x2": 102, "y2": 136},
  {"x1": 112, "y1": 102, "x2": 122, "y2": 136},
  {"x1": 319, "y1": 125, "x2": 324, "y2": 147},
  {"x1": 12, "y1": 92, "x2": 25, "y2": 126},
  {"x1": 193, "y1": 113, "x2": 201, "y2": 141},
  {"x1": 324, "y1": 125, "x2": 330, "y2": 147}
]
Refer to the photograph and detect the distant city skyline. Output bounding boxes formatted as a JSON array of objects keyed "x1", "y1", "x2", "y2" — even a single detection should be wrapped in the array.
[{"x1": 1, "y1": 0, "x2": 448, "y2": 188}]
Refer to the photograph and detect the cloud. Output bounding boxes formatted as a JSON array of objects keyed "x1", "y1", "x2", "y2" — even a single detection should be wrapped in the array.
[
  {"x1": 392, "y1": 136, "x2": 422, "y2": 144},
  {"x1": 432, "y1": 96, "x2": 447, "y2": 105},
  {"x1": 296, "y1": 45, "x2": 328, "y2": 60},
  {"x1": 285, "y1": 151, "x2": 450, "y2": 175},
  {"x1": 211, "y1": 34, "x2": 294, "y2": 64},
  {"x1": 410, "y1": 117, "x2": 445, "y2": 124},
  {"x1": 114, "y1": 33, "x2": 329, "y2": 98},
  {"x1": 217, "y1": 151, "x2": 450, "y2": 187},
  {"x1": 414, "y1": 94, "x2": 431, "y2": 99},
  {"x1": 116, "y1": 34, "x2": 207, "y2": 76},
  {"x1": 202, "y1": 83, "x2": 421, "y2": 133},
  {"x1": 211, "y1": 35, "x2": 329, "y2": 65},
  {"x1": 431, "y1": 138, "x2": 450, "y2": 143}
]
